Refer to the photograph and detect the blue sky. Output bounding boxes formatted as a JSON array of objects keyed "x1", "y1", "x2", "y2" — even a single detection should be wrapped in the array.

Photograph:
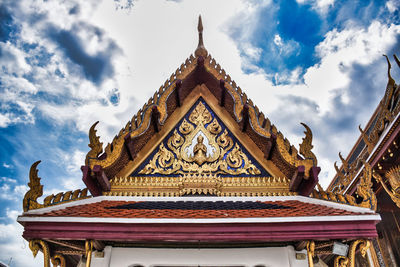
[{"x1": 1, "y1": 0, "x2": 400, "y2": 265}]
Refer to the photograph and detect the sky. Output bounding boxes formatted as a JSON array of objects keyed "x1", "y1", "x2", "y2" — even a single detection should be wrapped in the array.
[{"x1": 1, "y1": 0, "x2": 400, "y2": 265}]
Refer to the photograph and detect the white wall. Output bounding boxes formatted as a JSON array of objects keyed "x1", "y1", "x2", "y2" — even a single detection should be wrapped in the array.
[{"x1": 82, "y1": 246, "x2": 309, "y2": 267}]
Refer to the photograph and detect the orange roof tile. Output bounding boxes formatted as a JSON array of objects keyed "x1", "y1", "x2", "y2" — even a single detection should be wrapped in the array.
[{"x1": 28, "y1": 200, "x2": 363, "y2": 219}]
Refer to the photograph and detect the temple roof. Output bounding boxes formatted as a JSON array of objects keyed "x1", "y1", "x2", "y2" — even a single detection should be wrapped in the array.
[
  {"x1": 80, "y1": 16, "x2": 321, "y2": 198},
  {"x1": 19, "y1": 196, "x2": 379, "y2": 242},
  {"x1": 21, "y1": 196, "x2": 374, "y2": 220}
]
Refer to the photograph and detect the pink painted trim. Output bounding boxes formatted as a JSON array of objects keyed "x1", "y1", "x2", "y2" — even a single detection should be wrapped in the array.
[{"x1": 22, "y1": 220, "x2": 378, "y2": 242}]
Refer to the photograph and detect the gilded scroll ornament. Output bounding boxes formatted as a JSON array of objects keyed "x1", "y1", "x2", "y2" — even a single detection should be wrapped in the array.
[
  {"x1": 373, "y1": 166, "x2": 400, "y2": 208},
  {"x1": 334, "y1": 256, "x2": 349, "y2": 267},
  {"x1": 51, "y1": 254, "x2": 66, "y2": 267},
  {"x1": 357, "y1": 161, "x2": 377, "y2": 211},
  {"x1": 139, "y1": 101, "x2": 261, "y2": 176},
  {"x1": 29, "y1": 239, "x2": 51, "y2": 267},
  {"x1": 85, "y1": 121, "x2": 103, "y2": 166},
  {"x1": 348, "y1": 240, "x2": 370, "y2": 267}
]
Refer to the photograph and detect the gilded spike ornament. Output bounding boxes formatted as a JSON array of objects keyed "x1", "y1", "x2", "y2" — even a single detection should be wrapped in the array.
[
  {"x1": 195, "y1": 15, "x2": 208, "y2": 58},
  {"x1": 299, "y1": 122, "x2": 317, "y2": 166},
  {"x1": 85, "y1": 121, "x2": 103, "y2": 166}
]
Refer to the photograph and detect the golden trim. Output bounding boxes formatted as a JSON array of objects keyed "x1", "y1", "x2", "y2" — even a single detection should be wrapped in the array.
[
  {"x1": 106, "y1": 175, "x2": 295, "y2": 197},
  {"x1": 29, "y1": 239, "x2": 50, "y2": 267}
]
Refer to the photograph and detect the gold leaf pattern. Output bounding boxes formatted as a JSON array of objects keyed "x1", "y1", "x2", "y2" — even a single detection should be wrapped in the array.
[{"x1": 138, "y1": 101, "x2": 261, "y2": 176}]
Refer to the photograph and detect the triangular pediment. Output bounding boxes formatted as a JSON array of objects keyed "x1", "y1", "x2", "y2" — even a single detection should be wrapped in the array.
[
  {"x1": 107, "y1": 85, "x2": 292, "y2": 197},
  {"x1": 132, "y1": 98, "x2": 270, "y2": 178}
]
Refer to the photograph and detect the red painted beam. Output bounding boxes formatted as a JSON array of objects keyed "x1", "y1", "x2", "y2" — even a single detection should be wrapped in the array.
[{"x1": 22, "y1": 220, "x2": 378, "y2": 242}]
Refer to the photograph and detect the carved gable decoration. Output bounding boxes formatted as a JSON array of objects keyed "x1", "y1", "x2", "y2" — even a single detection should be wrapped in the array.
[
  {"x1": 107, "y1": 98, "x2": 293, "y2": 197},
  {"x1": 132, "y1": 98, "x2": 269, "y2": 177}
]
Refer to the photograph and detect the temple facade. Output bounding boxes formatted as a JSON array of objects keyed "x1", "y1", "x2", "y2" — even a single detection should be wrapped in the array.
[{"x1": 18, "y1": 17, "x2": 380, "y2": 267}]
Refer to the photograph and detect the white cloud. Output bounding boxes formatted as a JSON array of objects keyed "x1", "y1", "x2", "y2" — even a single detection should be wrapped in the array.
[
  {"x1": 386, "y1": 0, "x2": 399, "y2": 13},
  {"x1": 0, "y1": 209, "x2": 43, "y2": 267}
]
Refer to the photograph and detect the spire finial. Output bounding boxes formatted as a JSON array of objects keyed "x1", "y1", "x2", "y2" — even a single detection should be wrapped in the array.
[{"x1": 195, "y1": 15, "x2": 208, "y2": 58}]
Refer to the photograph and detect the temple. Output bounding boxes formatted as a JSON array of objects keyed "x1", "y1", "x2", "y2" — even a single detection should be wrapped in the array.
[{"x1": 18, "y1": 17, "x2": 380, "y2": 267}]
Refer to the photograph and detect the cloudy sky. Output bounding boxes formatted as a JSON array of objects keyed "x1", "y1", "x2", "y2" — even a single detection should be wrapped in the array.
[{"x1": 1, "y1": 0, "x2": 400, "y2": 265}]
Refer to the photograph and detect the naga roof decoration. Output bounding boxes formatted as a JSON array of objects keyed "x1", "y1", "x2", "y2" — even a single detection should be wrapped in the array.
[
  {"x1": 329, "y1": 54, "x2": 400, "y2": 196},
  {"x1": 23, "y1": 161, "x2": 89, "y2": 212}
]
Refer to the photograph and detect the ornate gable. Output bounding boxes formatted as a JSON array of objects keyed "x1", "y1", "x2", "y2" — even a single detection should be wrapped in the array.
[
  {"x1": 80, "y1": 16, "x2": 321, "y2": 198},
  {"x1": 105, "y1": 94, "x2": 295, "y2": 197}
]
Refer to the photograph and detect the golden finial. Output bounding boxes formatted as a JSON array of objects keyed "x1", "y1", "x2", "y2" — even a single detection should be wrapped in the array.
[{"x1": 195, "y1": 15, "x2": 208, "y2": 58}]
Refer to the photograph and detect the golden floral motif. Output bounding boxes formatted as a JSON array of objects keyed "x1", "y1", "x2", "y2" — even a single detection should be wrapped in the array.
[
  {"x1": 179, "y1": 119, "x2": 194, "y2": 135},
  {"x1": 139, "y1": 101, "x2": 261, "y2": 176},
  {"x1": 189, "y1": 101, "x2": 212, "y2": 125}
]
